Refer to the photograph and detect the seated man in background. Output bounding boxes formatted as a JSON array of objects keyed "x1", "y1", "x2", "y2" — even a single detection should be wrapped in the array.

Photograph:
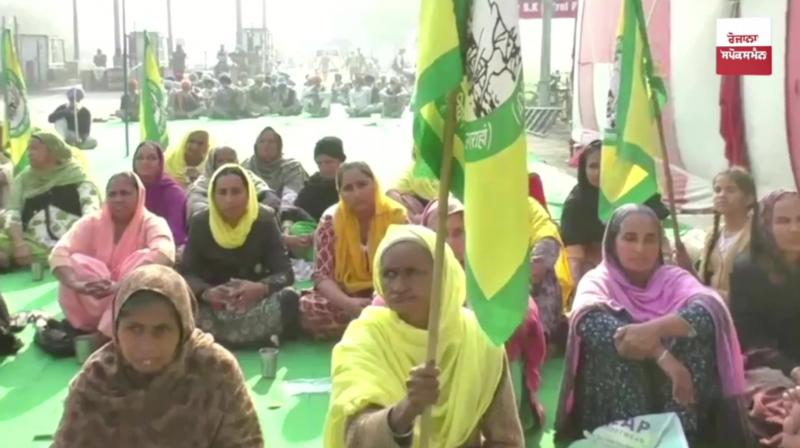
[
  {"x1": 170, "y1": 79, "x2": 207, "y2": 119},
  {"x1": 302, "y1": 76, "x2": 331, "y2": 118},
  {"x1": 380, "y1": 77, "x2": 409, "y2": 119},
  {"x1": 115, "y1": 79, "x2": 140, "y2": 122},
  {"x1": 210, "y1": 74, "x2": 249, "y2": 119},
  {"x1": 48, "y1": 88, "x2": 97, "y2": 150},
  {"x1": 346, "y1": 77, "x2": 380, "y2": 118},
  {"x1": 270, "y1": 82, "x2": 303, "y2": 117},
  {"x1": 247, "y1": 75, "x2": 272, "y2": 116}
]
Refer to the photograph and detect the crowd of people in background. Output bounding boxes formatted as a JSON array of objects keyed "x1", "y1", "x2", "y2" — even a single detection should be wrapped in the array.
[{"x1": 2, "y1": 43, "x2": 800, "y2": 447}]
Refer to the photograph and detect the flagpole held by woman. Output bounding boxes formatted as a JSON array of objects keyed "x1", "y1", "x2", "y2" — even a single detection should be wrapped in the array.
[{"x1": 417, "y1": 88, "x2": 459, "y2": 448}]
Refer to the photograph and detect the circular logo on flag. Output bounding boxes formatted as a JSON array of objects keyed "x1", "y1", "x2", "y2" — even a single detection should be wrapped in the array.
[{"x1": 5, "y1": 71, "x2": 30, "y2": 138}]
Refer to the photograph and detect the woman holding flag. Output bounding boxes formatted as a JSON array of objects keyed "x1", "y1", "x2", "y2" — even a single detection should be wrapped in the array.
[{"x1": 325, "y1": 225, "x2": 523, "y2": 447}]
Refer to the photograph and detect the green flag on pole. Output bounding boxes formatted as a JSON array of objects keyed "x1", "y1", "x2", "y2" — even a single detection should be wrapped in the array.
[
  {"x1": 598, "y1": 0, "x2": 667, "y2": 222},
  {"x1": 139, "y1": 32, "x2": 169, "y2": 147},
  {"x1": 413, "y1": 0, "x2": 531, "y2": 346},
  {"x1": 2, "y1": 28, "x2": 32, "y2": 172}
]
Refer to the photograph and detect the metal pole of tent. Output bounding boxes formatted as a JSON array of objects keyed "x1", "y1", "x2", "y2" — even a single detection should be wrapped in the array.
[
  {"x1": 122, "y1": 0, "x2": 130, "y2": 157},
  {"x1": 236, "y1": 0, "x2": 243, "y2": 48},
  {"x1": 113, "y1": 0, "x2": 121, "y2": 60},
  {"x1": 72, "y1": 0, "x2": 80, "y2": 62},
  {"x1": 166, "y1": 0, "x2": 174, "y2": 59},
  {"x1": 537, "y1": 0, "x2": 553, "y2": 107},
  {"x1": 262, "y1": 0, "x2": 267, "y2": 74}
]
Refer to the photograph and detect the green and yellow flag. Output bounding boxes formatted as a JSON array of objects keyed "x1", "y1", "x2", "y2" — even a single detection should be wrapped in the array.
[
  {"x1": 2, "y1": 28, "x2": 32, "y2": 172},
  {"x1": 413, "y1": 0, "x2": 530, "y2": 345},
  {"x1": 140, "y1": 32, "x2": 169, "y2": 147},
  {"x1": 599, "y1": 0, "x2": 667, "y2": 222}
]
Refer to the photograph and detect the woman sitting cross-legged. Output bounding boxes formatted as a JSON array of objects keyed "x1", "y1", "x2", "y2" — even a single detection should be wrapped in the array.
[
  {"x1": 180, "y1": 164, "x2": 299, "y2": 347},
  {"x1": 299, "y1": 161, "x2": 407, "y2": 340},
  {"x1": 0, "y1": 132, "x2": 100, "y2": 268},
  {"x1": 50, "y1": 172, "x2": 175, "y2": 337},
  {"x1": 132, "y1": 141, "x2": 189, "y2": 247},
  {"x1": 186, "y1": 146, "x2": 279, "y2": 219},
  {"x1": 555, "y1": 204, "x2": 749, "y2": 446},
  {"x1": 325, "y1": 225, "x2": 524, "y2": 447},
  {"x1": 53, "y1": 265, "x2": 263, "y2": 448}
]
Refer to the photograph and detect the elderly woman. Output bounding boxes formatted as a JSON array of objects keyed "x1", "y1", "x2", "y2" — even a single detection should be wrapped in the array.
[
  {"x1": 243, "y1": 126, "x2": 308, "y2": 208},
  {"x1": 299, "y1": 162, "x2": 407, "y2": 340},
  {"x1": 730, "y1": 191, "x2": 800, "y2": 445},
  {"x1": 164, "y1": 129, "x2": 212, "y2": 187},
  {"x1": 420, "y1": 198, "x2": 547, "y2": 427},
  {"x1": 186, "y1": 146, "x2": 279, "y2": 219},
  {"x1": 556, "y1": 204, "x2": 748, "y2": 445},
  {"x1": 325, "y1": 225, "x2": 524, "y2": 447},
  {"x1": 50, "y1": 173, "x2": 175, "y2": 337},
  {"x1": 181, "y1": 164, "x2": 299, "y2": 347},
  {"x1": 53, "y1": 265, "x2": 263, "y2": 447},
  {"x1": 132, "y1": 141, "x2": 188, "y2": 247},
  {"x1": 0, "y1": 132, "x2": 100, "y2": 268}
]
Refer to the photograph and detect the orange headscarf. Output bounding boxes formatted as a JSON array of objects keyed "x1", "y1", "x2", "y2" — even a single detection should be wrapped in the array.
[{"x1": 333, "y1": 180, "x2": 407, "y2": 294}]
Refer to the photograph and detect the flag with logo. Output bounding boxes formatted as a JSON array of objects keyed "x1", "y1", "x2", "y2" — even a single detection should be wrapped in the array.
[
  {"x1": 599, "y1": 0, "x2": 667, "y2": 222},
  {"x1": 2, "y1": 28, "x2": 32, "y2": 172},
  {"x1": 413, "y1": 0, "x2": 530, "y2": 345},
  {"x1": 139, "y1": 32, "x2": 169, "y2": 147}
]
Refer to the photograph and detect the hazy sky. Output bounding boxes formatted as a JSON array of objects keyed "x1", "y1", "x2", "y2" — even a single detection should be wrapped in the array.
[
  {"x1": 2, "y1": 0, "x2": 575, "y2": 82},
  {"x1": 2, "y1": 0, "x2": 419, "y2": 65}
]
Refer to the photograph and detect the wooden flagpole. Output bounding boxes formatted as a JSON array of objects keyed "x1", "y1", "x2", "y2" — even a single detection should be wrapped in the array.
[
  {"x1": 651, "y1": 92, "x2": 682, "y2": 248},
  {"x1": 418, "y1": 88, "x2": 459, "y2": 448}
]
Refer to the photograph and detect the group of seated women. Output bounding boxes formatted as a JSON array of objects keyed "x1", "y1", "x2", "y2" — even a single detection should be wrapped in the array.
[{"x1": 2, "y1": 130, "x2": 799, "y2": 447}]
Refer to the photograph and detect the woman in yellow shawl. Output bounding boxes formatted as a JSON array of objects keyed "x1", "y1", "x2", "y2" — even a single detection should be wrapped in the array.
[
  {"x1": 164, "y1": 129, "x2": 211, "y2": 186},
  {"x1": 325, "y1": 224, "x2": 523, "y2": 447},
  {"x1": 179, "y1": 164, "x2": 300, "y2": 346},
  {"x1": 527, "y1": 197, "x2": 574, "y2": 347},
  {"x1": 299, "y1": 161, "x2": 407, "y2": 340},
  {"x1": 386, "y1": 152, "x2": 439, "y2": 224}
]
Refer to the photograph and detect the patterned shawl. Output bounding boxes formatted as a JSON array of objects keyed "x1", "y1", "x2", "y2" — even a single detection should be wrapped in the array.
[{"x1": 53, "y1": 265, "x2": 263, "y2": 447}]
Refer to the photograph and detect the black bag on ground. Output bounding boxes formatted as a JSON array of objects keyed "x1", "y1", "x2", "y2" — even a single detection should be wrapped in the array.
[
  {"x1": 0, "y1": 293, "x2": 23, "y2": 356},
  {"x1": 34, "y1": 318, "x2": 85, "y2": 358}
]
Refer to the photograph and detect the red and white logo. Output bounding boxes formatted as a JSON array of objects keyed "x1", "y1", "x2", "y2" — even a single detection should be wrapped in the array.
[{"x1": 716, "y1": 18, "x2": 772, "y2": 76}]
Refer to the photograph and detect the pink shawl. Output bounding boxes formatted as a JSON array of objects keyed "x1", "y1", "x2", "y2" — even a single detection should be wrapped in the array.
[
  {"x1": 556, "y1": 260, "x2": 747, "y2": 431},
  {"x1": 50, "y1": 173, "x2": 175, "y2": 278}
]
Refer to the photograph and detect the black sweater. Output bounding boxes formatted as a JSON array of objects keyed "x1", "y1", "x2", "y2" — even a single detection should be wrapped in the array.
[{"x1": 730, "y1": 256, "x2": 800, "y2": 375}]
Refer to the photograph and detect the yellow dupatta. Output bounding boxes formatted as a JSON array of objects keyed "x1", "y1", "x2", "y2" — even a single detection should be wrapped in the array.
[
  {"x1": 207, "y1": 164, "x2": 259, "y2": 249},
  {"x1": 164, "y1": 129, "x2": 212, "y2": 186},
  {"x1": 394, "y1": 164, "x2": 440, "y2": 200},
  {"x1": 332, "y1": 180, "x2": 407, "y2": 294},
  {"x1": 325, "y1": 225, "x2": 505, "y2": 448},
  {"x1": 528, "y1": 198, "x2": 575, "y2": 311}
]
